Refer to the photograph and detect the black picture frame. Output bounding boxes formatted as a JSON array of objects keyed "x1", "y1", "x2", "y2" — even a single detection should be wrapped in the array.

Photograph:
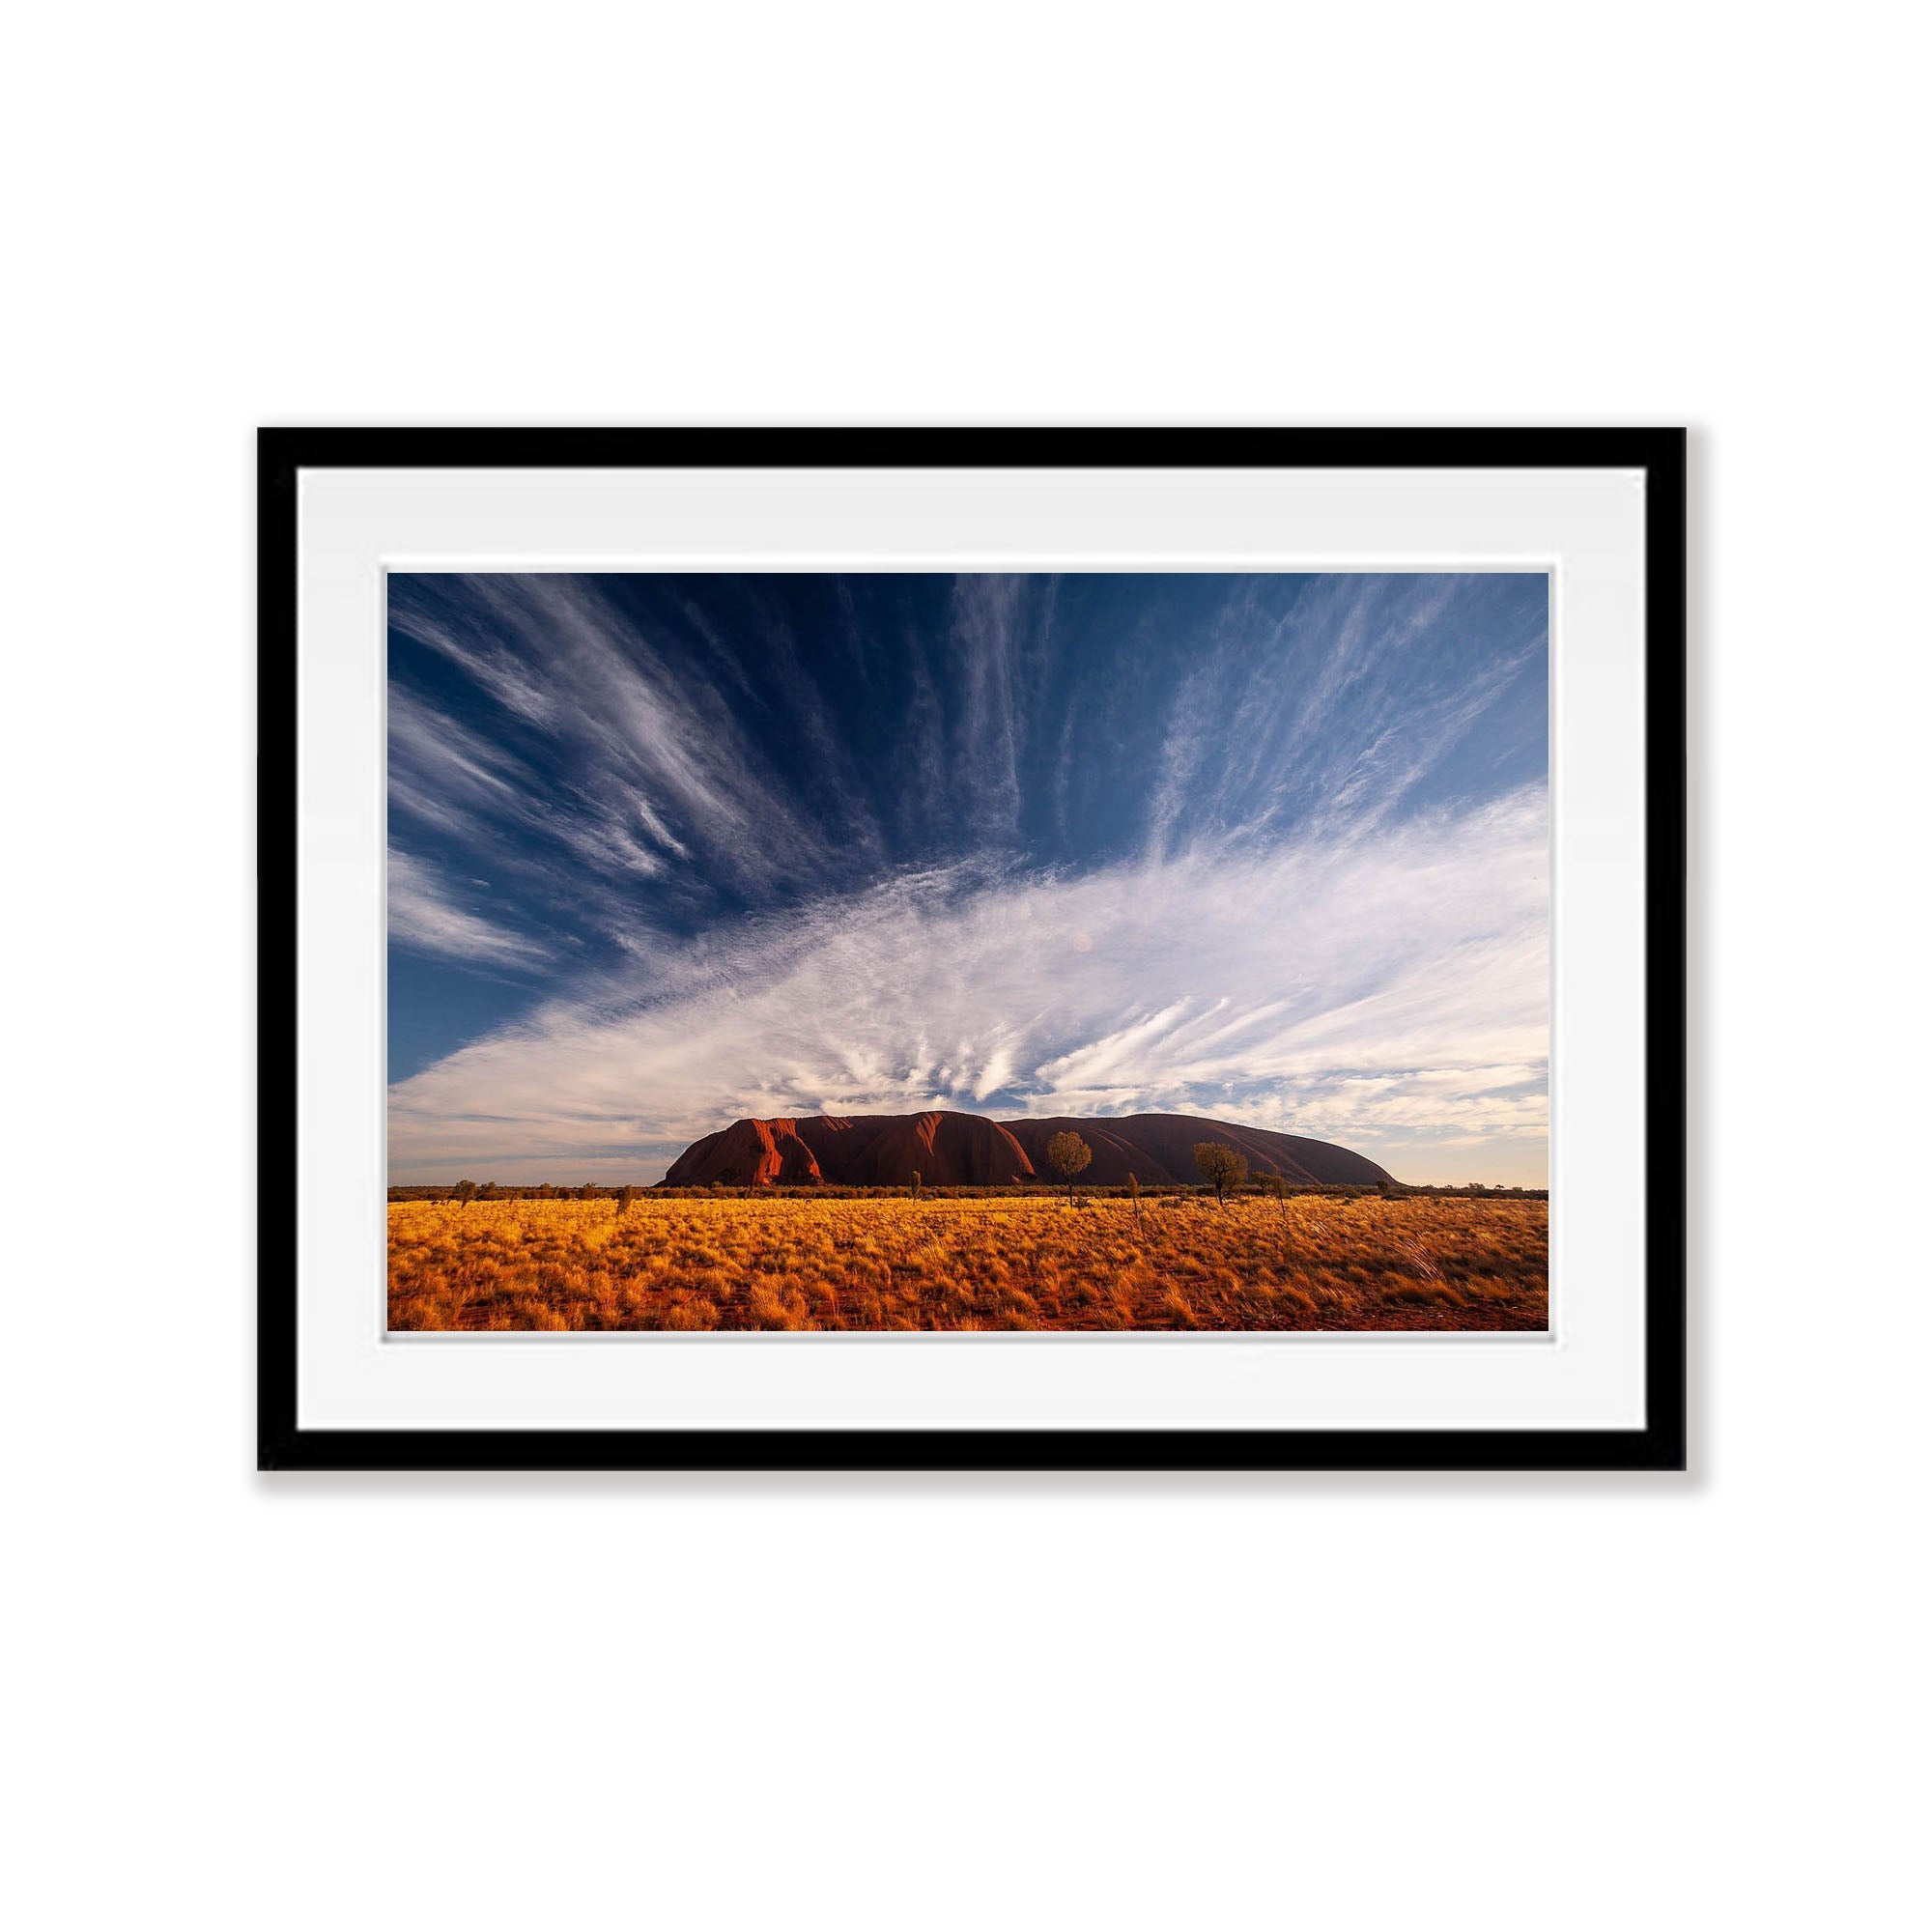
[{"x1": 258, "y1": 427, "x2": 1686, "y2": 1473}]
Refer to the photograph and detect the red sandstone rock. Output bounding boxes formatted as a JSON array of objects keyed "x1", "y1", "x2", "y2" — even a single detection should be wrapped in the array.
[{"x1": 662, "y1": 1108, "x2": 1391, "y2": 1188}]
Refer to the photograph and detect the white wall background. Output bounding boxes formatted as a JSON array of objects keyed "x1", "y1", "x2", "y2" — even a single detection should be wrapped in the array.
[{"x1": 6, "y1": 5, "x2": 1926, "y2": 1927}]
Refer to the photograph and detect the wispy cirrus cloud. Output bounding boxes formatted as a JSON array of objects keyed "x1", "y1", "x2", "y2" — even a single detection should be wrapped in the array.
[
  {"x1": 386, "y1": 848, "x2": 548, "y2": 971},
  {"x1": 389, "y1": 575, "x2": 834, "y2": 907},
  {"x1": 950, "y1": 573, "x2": 1058, "y2": 841},
  {"x1": 1148, "y1": 573, "x2": 1546, "y2": 856},
  {"x1": 387, "y1": 786, "x2": 1548, "y2": 1183},
  {"x1": 386, "y1": 572, "x2": 1550, "y2": 1180}
]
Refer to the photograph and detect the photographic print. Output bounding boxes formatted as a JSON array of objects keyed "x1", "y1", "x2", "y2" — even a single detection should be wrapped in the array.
[{"x1": 385, "y1": 569, "x2": 1550, "y2": 1335}]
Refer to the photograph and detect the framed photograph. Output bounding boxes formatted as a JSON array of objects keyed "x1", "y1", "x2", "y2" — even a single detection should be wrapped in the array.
[{"x1": 259, "y1": 428, "x2": 1685, "y2": 1470}]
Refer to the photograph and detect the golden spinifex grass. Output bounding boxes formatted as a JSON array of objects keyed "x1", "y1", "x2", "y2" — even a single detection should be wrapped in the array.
[{"x1": 388, "y1": 1195, "x2": 1547, "y2": 1332}]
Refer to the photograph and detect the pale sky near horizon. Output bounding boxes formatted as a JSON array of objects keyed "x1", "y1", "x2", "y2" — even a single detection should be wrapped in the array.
[{"x1": 387, "y1": 572, "x2": 1549, "y2": 1186}]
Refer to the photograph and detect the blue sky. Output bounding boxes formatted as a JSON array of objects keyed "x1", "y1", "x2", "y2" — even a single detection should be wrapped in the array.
[{"x1": 387, "y1": 573, "x2": 1549, "y2": 1184}]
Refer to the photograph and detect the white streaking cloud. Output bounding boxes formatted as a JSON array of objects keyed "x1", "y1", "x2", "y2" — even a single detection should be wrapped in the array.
[
  {"x1": 387, "y1": 848, "x2": 547, "y2": 970},
  {"x1": 387, "y1": 787, "x2": 1548, "y2": 1182}
]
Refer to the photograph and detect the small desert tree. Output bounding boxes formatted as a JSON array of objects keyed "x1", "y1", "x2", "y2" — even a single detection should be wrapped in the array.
[
  {"x1": 1045, "y1": 1130, "x2": 1093, "y2": 1201},
  {"x1": 618, "y1": 1183, "x2": 639, "y2": 1214},
  {"x1": 911, "y1": 1169, "x2": 923, "y2": 1200},
  {"x1": 453, "y1": 1179, "x2": 477, "y2": 1208},
  {"x1": 1194, "y1": 1141, "x2": 1248, "y2": 1205},
  {"x1": 1126, "y1": 1170, "x2": 1143, "y2": 1235},
  {"x1": 1263, "y1": 1172, "x2": 1293, "y2": 1244}
]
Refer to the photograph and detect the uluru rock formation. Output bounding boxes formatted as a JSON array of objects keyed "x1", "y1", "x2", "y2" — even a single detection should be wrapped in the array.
[
  {"x1": 1000, "y1": 1114, "x2": 1391, "y2": 1188},
  {"x1": 661, "y1": 1109, "x2": 1393, "y2": 1189},
  {"x1": 795, "y1": 1111, "x2": 1037, "y2": 1186},
  {"x1": 666, "y1": 1117, "x2": 828, "y2": 1187}
]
